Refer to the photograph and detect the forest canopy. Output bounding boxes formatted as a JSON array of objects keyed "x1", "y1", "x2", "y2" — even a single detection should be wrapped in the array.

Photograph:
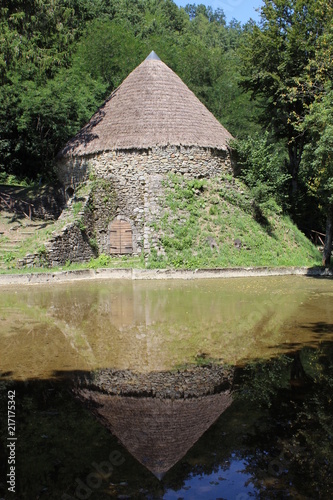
[{"x1": 0, "y1": 0, "x2": 332, "y2": 255}]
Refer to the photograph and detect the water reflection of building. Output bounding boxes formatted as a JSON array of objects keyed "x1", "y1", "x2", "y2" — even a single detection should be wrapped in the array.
[
  {"x1": 44, "y1": 278, "x2": 310, "y2": 372},
  {"x1": 74, "y1": 366, "x2": 234, "y2": 479},
  {"x1": 0, "y1": 277, "x2": 318, "y2": 378}
]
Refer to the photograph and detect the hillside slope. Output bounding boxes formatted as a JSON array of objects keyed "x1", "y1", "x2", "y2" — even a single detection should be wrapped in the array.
[
  {"x1": 0, "y1": 174, "x2": 322, "y2": 271},
  {"x1": 146, "y1": 173, "x2": 321, "y2": 269}
]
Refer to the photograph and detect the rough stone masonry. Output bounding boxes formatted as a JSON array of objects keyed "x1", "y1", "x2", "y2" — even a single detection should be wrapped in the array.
[{"x1": 54, "y1": 145, "x2": 233, "y2": 262}]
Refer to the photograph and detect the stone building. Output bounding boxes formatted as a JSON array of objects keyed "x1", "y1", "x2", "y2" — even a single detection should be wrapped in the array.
[{"x1": 56, "y1": 51, "x2": 233, "y2": 260}]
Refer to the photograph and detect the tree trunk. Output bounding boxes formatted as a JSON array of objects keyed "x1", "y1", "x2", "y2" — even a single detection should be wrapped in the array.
[
  {"x1": 322, "y1": 206, "x2": 333, "y2": 267},
  {"x1": 288, "y1": 139, "x2": 304, "y2": 197}
]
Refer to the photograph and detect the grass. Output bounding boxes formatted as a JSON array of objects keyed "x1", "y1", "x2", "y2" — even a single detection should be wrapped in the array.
[
  {"x1": 0, "y1": 182, "x2": 93, "y2": 268},
  {"x1": 0, "y1": 254, "x2": 144, "y2": 274},
  {"x1": 0, "y1": 173, "x2": 323, "y2": 274},
  {"x1": 145, "y1": 173, "x2": 322, "y2": 269}
]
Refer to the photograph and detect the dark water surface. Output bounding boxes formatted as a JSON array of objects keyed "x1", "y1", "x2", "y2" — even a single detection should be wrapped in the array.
[{"x1": 0, "y1": 276, "x2": 332, "y2": 499}]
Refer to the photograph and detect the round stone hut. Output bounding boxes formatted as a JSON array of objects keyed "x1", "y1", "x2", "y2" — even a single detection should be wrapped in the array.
[{"x1": 56, "y1": 51, "x2": 233, "y2": 259}]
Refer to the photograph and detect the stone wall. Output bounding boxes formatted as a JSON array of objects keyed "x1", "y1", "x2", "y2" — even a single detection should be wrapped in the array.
[
  {"x1": 18, "y1": 222, "x2": 97, "y2": 268},
  {"x1": 31, "y1": 186, "x2": 66, "y2": 220},
  {"x1": 55, "y1": 146, "x2": 233, "y2": 258},
  {"x1": 84, "y1": 179, "x2": 118, "y2": 255},
  {"x1": 57, "y1": 145, "x2": 232, "y2": 189},
  {"x1": 46, "y1": 223, "x2": 96, "y2": 266}
]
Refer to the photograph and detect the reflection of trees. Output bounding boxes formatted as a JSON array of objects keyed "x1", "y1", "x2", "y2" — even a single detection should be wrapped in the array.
[
  {"x1": 0, "y1": 343, "x2": 332, "y2": 498},
  {"x1": 289, "y1": 344, "x2": 333, "y2": 497},
  {"x1": 233, "y1": 343, "x2": 333, "y2": 497},
  {"x1": 162, "y1": 344, "x2": 332, "y2": 496},
  {"x1": 3, "y1": 279, "x2": 328, "y2": 376}
]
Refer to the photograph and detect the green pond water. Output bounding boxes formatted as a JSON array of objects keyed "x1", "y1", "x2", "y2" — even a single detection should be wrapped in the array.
[{"x1": 0, "y1": 275, "x2": 332, "y2": 499}]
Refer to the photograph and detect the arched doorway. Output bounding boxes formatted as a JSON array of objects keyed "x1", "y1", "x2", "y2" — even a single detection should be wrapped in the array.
[
  {"x1": 109, "y1": 219, "x2": 133, "y2": 254},
  {"x1": 65, "y1": 186, "x2": 75, "y2": 201}
]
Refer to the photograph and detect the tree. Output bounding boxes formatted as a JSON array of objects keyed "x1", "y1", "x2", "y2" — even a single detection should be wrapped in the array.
[
  {"x1": 232, "y1": 131, "x2": 290, "y2": 208},
  {"x1": 16, "y1": 69, "x2": 107, "y2": 178},
  {"x1": 302, "y1": 88, "x2": 333, "y2": 265},
  {"x1": 74, "y1": 19, "x2": 144, "y2": 90},
  {"x1": 298, "y1": 2, "x2": 333, "y2": 264},
  {"x1": 240, "y1": 0, "x2": 331, "y2": 202},
  {"x1": 0, "y1": 0, "x2": 108, "y2": 179}
]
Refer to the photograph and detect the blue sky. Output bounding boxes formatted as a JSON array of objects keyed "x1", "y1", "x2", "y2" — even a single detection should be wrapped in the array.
[{"x1": 174, "y1": 0, "x2": 264, "y2": 25}]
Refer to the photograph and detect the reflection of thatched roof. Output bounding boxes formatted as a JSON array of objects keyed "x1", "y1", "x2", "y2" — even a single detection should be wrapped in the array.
[
  {"x1": 58, "y1": 51, "x2": 233, "y2": 158},
  {"x1": 74, "y1": 366, "x2": 233, "y2": 478},
  {"x1": 78, "y1": 391, "x2": 232, "y2": 479}
]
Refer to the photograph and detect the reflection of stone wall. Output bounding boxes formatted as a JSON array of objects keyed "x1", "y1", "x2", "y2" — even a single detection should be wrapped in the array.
[
  {"x1": 55, "y1": 146, "x2": 233, "y2": 258},
  {"x1": 76, "y1": 365, "x2": 234, "y2": 399}
]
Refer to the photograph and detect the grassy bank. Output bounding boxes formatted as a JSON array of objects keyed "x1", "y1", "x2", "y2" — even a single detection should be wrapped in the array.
[
  {"x1": 145, "y1": 174, "x2": 321, "y2": 269},
  {"x1": 0, "y1": 174, "x2": 322, "y2": 273}
]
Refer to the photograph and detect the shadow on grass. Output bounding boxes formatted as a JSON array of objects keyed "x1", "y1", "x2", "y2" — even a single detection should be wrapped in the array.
[{"x1": 252, "y1": 202, "x2": 276, "y2": 237}]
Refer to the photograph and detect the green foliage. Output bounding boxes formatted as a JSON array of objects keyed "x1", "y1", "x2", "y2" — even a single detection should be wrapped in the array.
[
  {"x1": 0, "y1": 172, "x2": 34, "y2": 187},
  {"x1": 87, "y1": 253, "x2": 112, "y2": 268},
  {"x1": 301, "y1": 84, "x2": 333, "y2": 263},
  {"x1": 77, "y1": 220, "x2": 86, "y2": 232},
  {"x1": 86, "y1": 253, "x2": 144, "y2": 269},
  {"x1": 232, "y1": 132, "x2": 290, "y2": 208},
  {"x1": 146, "y1": 173, "x2": 321, "y2": 270},
  {"x1": 240, "y1": 355, "x2": 293, "y2": 407},
  {"x1": 303, "y1": 87, "x2": 333, "y2": 207},
  {"x1": 208, "y1": 47, "x2": 262, "y2": 139},
  {"x1": 74, "y1": 19, "x2": 143, "y2": 90},
  {"x1": 0, "y1": 0, "x2": 109, "y2": 179},
  {"x1": 72, "y1": 201, "x2": 83, "y2": 217},
  {"x1": 88, "y1": 237, "x2": 98, "y2": 252},
  {"x1": 2, "y1": 252, "x2": 15, "y2": 264},
  {"x1": 239, "y1": 0, "x2": 333, "y2": 208}
]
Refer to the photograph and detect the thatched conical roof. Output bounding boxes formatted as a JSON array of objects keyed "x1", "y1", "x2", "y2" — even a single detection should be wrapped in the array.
[{"x1": 58, "y1": 51, "x2": 233, "y2": 157}]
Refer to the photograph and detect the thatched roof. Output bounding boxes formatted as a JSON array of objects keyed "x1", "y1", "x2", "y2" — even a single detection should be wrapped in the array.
[{"x1": 58, "y1": 51, "x2": 233, "y2": 157}]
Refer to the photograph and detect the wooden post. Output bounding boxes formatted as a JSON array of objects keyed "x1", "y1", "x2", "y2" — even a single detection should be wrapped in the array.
[{"x1": 322, "y1": 206, "x2": 333, "y2": 267}]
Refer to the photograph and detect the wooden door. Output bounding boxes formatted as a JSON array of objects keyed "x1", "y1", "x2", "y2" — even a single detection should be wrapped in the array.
[{"x1": 109, "y1": 220, "x2": 133, "y2": 254}]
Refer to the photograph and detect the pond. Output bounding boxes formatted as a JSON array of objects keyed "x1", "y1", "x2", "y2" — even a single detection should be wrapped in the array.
[{"x1": 0, "y1": 276, "x2": 332, "y2": 499}]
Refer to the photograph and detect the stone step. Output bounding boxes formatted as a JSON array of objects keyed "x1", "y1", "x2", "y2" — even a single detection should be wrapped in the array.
[
  {"x1": 0, "y1": 248, "x2": 20, "y2": 253},
  {"x1": 1, "y1": 239, "x2": 23, "y2": 244}
]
